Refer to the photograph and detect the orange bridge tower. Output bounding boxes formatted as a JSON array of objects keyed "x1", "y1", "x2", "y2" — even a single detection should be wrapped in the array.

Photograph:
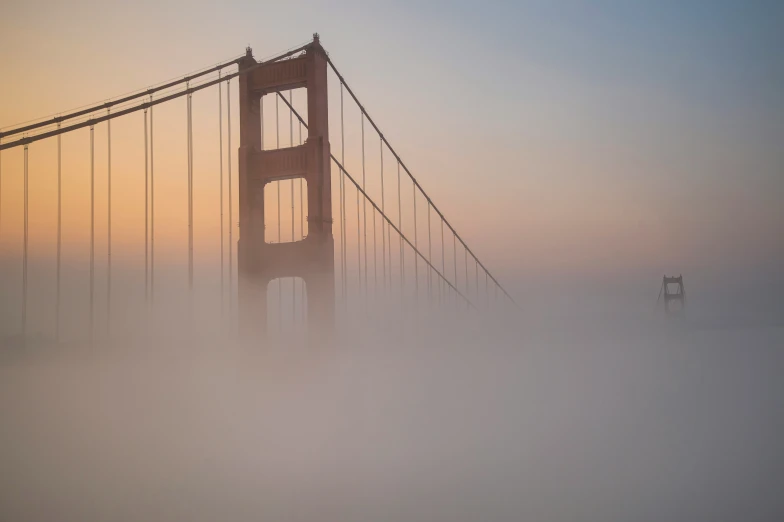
[{"x1": 237, "y1": 35, "x2": 334, "y2": 335}]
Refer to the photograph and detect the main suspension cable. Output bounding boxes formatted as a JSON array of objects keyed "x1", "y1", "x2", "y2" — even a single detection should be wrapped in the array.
[
  {"x1": 326, "y1": 57, "x2": 516, "y2": 307},
  {"x1": 332, "y1": 157, "x2": 474, "y2": 308},
  {"x1": 0, "y1": 43, "x2": 314, "y2": 141},
  {"x1": 0, "y1": 44, "x2": 311, "y2": 152},
  {"x1": 275, "y1": 92, "x2": 475, "y2": 308}
]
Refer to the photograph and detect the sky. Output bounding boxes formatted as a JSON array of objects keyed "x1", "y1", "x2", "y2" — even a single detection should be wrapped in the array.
[{"x1": 1, "y1": 0, "x2": 783, "y2": 314}]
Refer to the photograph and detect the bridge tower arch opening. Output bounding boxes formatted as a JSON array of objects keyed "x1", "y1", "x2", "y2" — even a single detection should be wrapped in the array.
[
  {"x1": 263, "y1": 178, "x2": 309, "y2": 244},
  {"x1": 237, "y1": 35, "x2": 334, "y2": 337}
]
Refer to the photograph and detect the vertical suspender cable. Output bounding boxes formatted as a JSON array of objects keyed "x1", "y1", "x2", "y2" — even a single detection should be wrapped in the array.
[
  {"x1": 427, "y1": 201, "x2": 432, "y2": 301},
  {"x1": 227, "y1": 78, "x2": 233, "y2": 315},
  {"x1": 299, "y1": 121, "x2": 304, "y2": 309},
  {"x1": 485, "y1": 264, "x2": 490, "y2": 307},
  {"x1": 150, "y1": 99, "x2": 155, "y2": 307},
  {"x1": 465, "y1": 248, "x2": 468, "y2": 303},
  {"x1": 56, "y1": 124, "x2": 62, "y2": 340},
  {"x1": 144, "y1": 109, "x2": 149, "y2": 306},
  {"x1": 339, "y1": 84, "x2": 346, "y2": 307},
  {"x1": 412, "y1": 184, "x2": 418, "y2": 299},
  {"x1": 107, "y1": 110, "x2": 112, "y2": 334},
  {"x1": 90, "y1": 125, "x2": 95, "y2": 342},
  {"x1": 397, "y1": 161, "x2": 403, "y2": 297},
  {"x1": 276, "y1": 94, "x2": 281, "y2": 327},
  {"x1": 290, "y1": 90, "x2": 295, "y2": 320},
  {"x1": 475, "y1": 258, "x2": 479, "y2": 306},
  {"x1": 440, "y1": 219, "x2": 445, "y2": 304},
  {"x1": 354, "y1": 97, "x2": 360, "y2": 292},
  {"x1": 187, "y1": 86, "x2": 194, "y2": 302},
  {"x1": 373, "y1": 200, "x2": 377, "y2": 291},
  {"x1": 218, "y1": 73, "x2": 224, "y2": 314},
  {"x1": 386, "y1": 171, "x2": 392, "y2": 290},
  {"x1": 0, "y1": 137, "x2": 2, "y2": 247},
  {"x1": 356, "y1": 164, "x2": 361, "y2": 290},
  {"x1": 22, "y1": 145, "x2": 28, "y2": 339},
  {"x1": 387, "y1": 188, "x2": 392, "y2": 289},
  {"x1": 380, "y1": 139, "x2": 386, "y2": 291},
  {"x1": 453, "y1": 232, "x2": 457, "y2": 307},
  {"x1": 361, "y1": 115, "x2": 368, "y2": 294}
]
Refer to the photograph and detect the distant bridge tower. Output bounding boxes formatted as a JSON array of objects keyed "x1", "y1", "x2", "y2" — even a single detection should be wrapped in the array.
[
  {"x1": 237, "y1": 35, "x2": 334, "y2": 335},
  {"x1": 658, "y1": 275, "x2": 686, "y2": 314}
]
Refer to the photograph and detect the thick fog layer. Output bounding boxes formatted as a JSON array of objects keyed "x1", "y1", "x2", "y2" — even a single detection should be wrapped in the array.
[{"x1": 1, "y1": 281, "x2": 783, "y2": 521}]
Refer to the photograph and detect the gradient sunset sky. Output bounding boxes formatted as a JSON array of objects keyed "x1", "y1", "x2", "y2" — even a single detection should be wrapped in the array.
[{"x1": 1, "y1": 0, "x2": 782, "y2": 307}]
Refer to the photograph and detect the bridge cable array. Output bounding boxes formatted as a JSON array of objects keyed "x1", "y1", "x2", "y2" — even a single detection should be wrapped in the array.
[
  {"x1": 325, "y1": 56, "x2": 517, "y2": 308},
  {"x1": 0, "y1": 41, "x2": 517, "y2": 343},
  {"x1": 275, "y1": 92, "x2": 475, "y2": 309}
]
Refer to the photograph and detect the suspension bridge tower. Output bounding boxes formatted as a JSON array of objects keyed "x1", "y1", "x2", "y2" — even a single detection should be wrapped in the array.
[
  {"x1": 237, "y1": 35, "x2": 334, "y2": 335},
  {"x1": 658, "y1": 275, "x2": 686, "y2": 314}
]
